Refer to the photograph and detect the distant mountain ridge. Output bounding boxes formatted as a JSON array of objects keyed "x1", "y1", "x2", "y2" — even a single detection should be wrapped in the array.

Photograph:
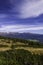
[{"x1": 0, "y1": 32, "x2": 43, "y2": 42}]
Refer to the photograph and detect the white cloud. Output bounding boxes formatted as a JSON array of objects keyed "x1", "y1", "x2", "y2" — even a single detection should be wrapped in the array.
[
  {"x1": 19, "y1": 0, "x2": 43, "y2": 18},
  {"x1": 0, "y1": 25, "x2": 43, "y2": 34}
]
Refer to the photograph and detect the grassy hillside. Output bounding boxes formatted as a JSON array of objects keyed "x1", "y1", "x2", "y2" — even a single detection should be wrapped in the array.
[{"x1": 0, "y1": 36, "x2": 43, "y2": 65}]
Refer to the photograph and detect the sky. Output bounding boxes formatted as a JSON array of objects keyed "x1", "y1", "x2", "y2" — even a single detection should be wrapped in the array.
[{"x1": 0, "y1": 0, "x2": 43, "y2": 34}]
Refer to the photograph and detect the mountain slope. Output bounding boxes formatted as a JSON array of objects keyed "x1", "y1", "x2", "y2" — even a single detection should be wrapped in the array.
[{"x1": 0, "y1": 32, "x2": 43, "y2": 42}]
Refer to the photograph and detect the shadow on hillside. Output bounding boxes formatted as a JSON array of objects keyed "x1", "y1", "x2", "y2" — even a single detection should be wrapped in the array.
[
  {"x1": 11, "y1": 44, "x2": 43, "y2": 49},
  {"x1": 0, "y1": 44, "x2": 9, "y2": 48}
]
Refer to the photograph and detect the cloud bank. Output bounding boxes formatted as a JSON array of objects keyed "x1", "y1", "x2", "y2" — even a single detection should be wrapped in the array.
[
  {"x1": 19, "y1": 0, "x2": 43, "y2": 18},
  {"x1": 0, "y1": 0, "x2": 43, "y2": 19},
  {"x1": 0, "y1": 25, "x2": 43, "y2": 34}
]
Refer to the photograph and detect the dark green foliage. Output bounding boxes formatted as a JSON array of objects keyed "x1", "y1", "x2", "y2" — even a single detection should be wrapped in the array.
[{"x1": 0, "y1": 49, "x2": 43, "y2": 65}]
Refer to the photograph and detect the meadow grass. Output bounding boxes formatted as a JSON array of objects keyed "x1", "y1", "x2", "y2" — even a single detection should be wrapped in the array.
[{"x1": 0, "y1": 38, "x2": 43, "y2": 54}]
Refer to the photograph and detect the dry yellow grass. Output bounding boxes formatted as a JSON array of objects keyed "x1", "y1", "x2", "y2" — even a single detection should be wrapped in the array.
[
  {"x1": 15, "y1": 47, "x2": 43, "y2": 54},
  {"x1": 0, "y1": 39, "x2": 43, "y2": 54},
  {"x1": 0, "y1": 47, "x2": 11, "y2": 51}
]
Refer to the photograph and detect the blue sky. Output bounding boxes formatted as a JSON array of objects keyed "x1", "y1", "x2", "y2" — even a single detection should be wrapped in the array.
[{"x1": 0, "y1": 0, "x2": 43, "y2": 34}]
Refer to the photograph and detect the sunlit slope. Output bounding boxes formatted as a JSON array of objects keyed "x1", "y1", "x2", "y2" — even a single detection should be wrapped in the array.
[{"x1": 0, "y1": 37, "x2": 43, "y2": 54}]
